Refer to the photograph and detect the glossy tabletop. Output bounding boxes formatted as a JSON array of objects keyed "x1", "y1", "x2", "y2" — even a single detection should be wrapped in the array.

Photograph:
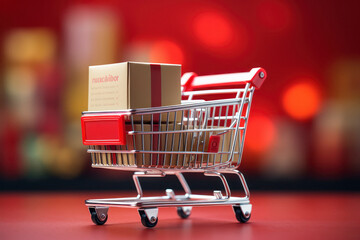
[{"x1": 0, "y1": 192, "x2": 359, "y2": 240}]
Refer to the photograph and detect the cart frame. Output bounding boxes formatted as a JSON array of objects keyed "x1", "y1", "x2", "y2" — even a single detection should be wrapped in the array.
[{"x1": 81, "y1": 67, "x2": 266, "y2": 227}]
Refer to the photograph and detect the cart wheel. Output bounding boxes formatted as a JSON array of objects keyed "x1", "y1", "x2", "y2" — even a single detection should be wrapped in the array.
[
  {"x1": 177, "y1": 207, "x2": 191, "y2": 219},
  {"x1": 89, "y1": 207, "x2": 108, "y2": 225},
  {"x1": 233, "y1": 206, "x2": 251, "y2": 223},
  {"x1": 139, "y1": 209, "x2": 158, "y2": 228}
]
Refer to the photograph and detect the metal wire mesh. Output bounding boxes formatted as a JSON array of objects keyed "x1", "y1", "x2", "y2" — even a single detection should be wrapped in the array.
[{"x1": 87, "y1": 85, "x2": 254, "y2": 171}]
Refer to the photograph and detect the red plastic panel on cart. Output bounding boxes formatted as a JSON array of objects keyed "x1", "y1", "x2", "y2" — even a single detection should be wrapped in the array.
[
  {"x1": 208, "y1": 135, "x2": 221, "y2": 153},
  {"x1": 81, "y1": 115, "x2": 127, "y2": 145}
]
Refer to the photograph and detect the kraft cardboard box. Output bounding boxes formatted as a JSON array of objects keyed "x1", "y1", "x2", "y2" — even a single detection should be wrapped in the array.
[
  {"x1": 88, "y1": 62, "x2": 181, "y2": 113},
  {"x1": 90, "y1": 125, "x2": 243, "y2": 168},
  {"x1": 196, "y1": 129, "x2": 240, "y2": 167},
  {"x1": 131, "y1": 123, "x2": 192, "y2": 167},
  {"x1": 91, "y1": 145, "x2": 136, "y2": 166},
  {"x1": 89, "y1": 123, "x2": 191, "y2": 168}
]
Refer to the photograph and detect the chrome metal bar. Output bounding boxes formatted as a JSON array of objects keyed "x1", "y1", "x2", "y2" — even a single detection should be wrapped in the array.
[
  {"x1": 88, "y1": 149, "x2": 232, "y2": 156},
  {"x1": 132, "y1": 174, "x2": 142, "y2": 198},
  {"x1": 89, "y1": 146, "x2": 94, "y2": 164},
  {"x1": 213, "y1": 105, "x2": 222, "y2": 166},
  {"x1": 235, "y1": 89, "x2": 242, "y2": 99},
  {"x1": 141, "y1": 115, "x2": 145, "y2": 166},
  {"x1": 133, "y1": 171, "x2": 166, "y2": 198},
  {"x1": 189, "y1": 108, "x2": 196, "y2": 166},
  {"x1": 204, "y1": 171, "x2": 231, "y2": 199},
  {"x1": 238, "y1": 171, "x2": 250, "y2": 199},
  {"x1": 169, "y1": 111, "x2": 177, "y2": 166},
  {"x1": 200, "y1": 107, "x2": 209, "y2": 167},
  {"x1": 226, "y1": 103, "x2": 237, "y2": 165},
  {"x1": 162, "y1": 112, "x2": 170, "y2": 166},
  {"x1": 85, "y1": 194, "x2": 250, "y2": 208},
  {"x1": 157, "y1": 113, "x2": 162, "y2": 167},
  {"x1": 195, "y1": 108, "x2": 203, "y2": 161},
  {"x1": 150, "y1": 114, "x2": 153, "y2": 165},
  {"x1": 218, "y1": 169, "x2": 250, "y2": 199},
  {"x1": 128, "y1": 127, "x2": 244, "y2": 135},
  {"x1": 237, "y1": 87, "x2": 254, "y2": 167},
  {"x1": 176, "y1": 111, "x2": 184, "y2": 167},
  {"x1": 183, "y1": 108, "x2": 190, "y2": 167},
  {"x1": 175, "y1": 172, "x2": 192, "y2": 196},
  {"x1": 82, "y1": 97, "x2": 247, "y2": 116},
  {"x1": 219, "y1": 105, "x2": 229, "y2": 163},
  {"x1": 182, "y1": 89, "x2": 245, "y2": 96},
  {"x1": 131, "y1": 99, "x2": 241, "y2": 115},
  {"x1": 228, "y1": 84, "x2": 250, "y2": 164},
  {"x1": 206, "y1": 105, "x2": 216, "y2": 167}
]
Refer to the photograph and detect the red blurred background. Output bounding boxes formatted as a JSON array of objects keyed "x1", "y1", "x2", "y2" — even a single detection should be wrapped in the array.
[{"x1": 0, "y1": 0, "x2": 359, "y2": 190}]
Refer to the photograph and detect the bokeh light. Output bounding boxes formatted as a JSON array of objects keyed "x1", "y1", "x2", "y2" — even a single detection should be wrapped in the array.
[
  {"x1": 149, "y1": 40, "x2": 184, "y2": 64},
  {"x1": 4, "y1": 28, "x2": 56, "y2": 64},
  {"x1": 246, "y1": 114, "x2": 276, "y2": 153},
  {"x1": 192, "y1": 10, "x2": 249, "y2": 55},
  {"x1": 257, "y1": 0, "x2": 293, "y2": 32},
  {"x1": 262, "y1": 118, "x2": 306, "y2": 178},
  {"x1": 282, "y1": 81, "x2": 322, "y2": 120},
  {"x1": 313, "y1": 102, "x2": 346, "y2": 177},
  {"x1": 193, "y1": 11, "x2": 234, "y2": 48}
]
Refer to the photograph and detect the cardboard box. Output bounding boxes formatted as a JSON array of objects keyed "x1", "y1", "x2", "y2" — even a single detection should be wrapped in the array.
[
  {"x1": 89, "y1": 126, "x2": 239, "y2": 168},
  {"x1": 88, "y1": 62, "x2": 181, "y2": 111},
  {"x1": 196, "y1": 129, "x2": 240, "y2": 167},
  {"x1": 130, "y1": 123, "x2": 192, "y2": 167},
  {"x1": 90, "y1": 123, "x2": 188, "y2": 167}
]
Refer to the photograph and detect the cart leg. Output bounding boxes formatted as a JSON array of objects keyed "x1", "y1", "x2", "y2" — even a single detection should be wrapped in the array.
[
  {"x1": 175, "y1": 172, "x2": 192, "y2": 196},
  {"x1": 132, "y1": 171, "x2": 165, "y2": 198},
  {"x1": 222, "y1": 169, "x2": 250, "y2": 199},
  {"x1": 220, "y1": 169, "x2": 252, "y2": 223},
  {"x1": 204, "y1": 171, "x2": 231, "y2": 199},
  {"x1": 173, "y1": 172, "x2": 192, "y2": 218},
  {"x1": 238, "y1": 171, "x2": 250, "y2": 199}
]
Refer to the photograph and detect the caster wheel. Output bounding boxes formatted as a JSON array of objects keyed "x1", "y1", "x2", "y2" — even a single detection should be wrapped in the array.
[
  {"x1": 233, "y1": 206, "x2": 251, "y2": 223},
  {"x1": 177, "y1": 207, "x2": 191, "y2": 219},
  {"x1": 89, "y1": 208, "x2": 108, "y2": 225},
  {"x1": 139, "y1": 210, "x2": 158, "y2": 228}
]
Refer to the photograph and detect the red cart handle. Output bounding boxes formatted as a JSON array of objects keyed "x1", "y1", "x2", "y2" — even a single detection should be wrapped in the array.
[{"x1": 181, "y1": 67, "x2": 267, "y2": 91}]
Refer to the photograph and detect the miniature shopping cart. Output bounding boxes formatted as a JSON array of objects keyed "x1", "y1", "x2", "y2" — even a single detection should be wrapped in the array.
[{"x1": 81, "y1": 67, "x2": 267, "y2": 227}]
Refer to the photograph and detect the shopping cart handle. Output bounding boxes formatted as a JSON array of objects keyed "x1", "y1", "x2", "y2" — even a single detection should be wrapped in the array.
[{"x1": 181, "y1": 67, "x2": 267, "y2": 91}]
